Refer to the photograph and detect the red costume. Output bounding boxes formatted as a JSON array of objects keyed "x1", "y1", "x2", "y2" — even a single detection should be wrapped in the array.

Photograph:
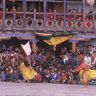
[{"x1": 76, "y1": 62, "x2": 89, "y2": 72}]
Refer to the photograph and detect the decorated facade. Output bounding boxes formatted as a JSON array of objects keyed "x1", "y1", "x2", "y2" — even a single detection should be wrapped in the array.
[{"x1": 0, "y1": 0, "x2": 96, "y2": 48}]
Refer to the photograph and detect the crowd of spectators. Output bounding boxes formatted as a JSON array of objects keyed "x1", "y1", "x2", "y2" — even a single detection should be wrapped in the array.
[{"x1": 0, "y1": 44, "x2": 96, "y2": 85}]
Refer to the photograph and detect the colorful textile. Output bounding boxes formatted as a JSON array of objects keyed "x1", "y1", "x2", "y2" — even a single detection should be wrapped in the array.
[
  {"x1": 19, "y1": 62, "x2": 37, "y2": 80},
  {"x1": 43, "y1": 36, "x2": 71, "y2": 46}
]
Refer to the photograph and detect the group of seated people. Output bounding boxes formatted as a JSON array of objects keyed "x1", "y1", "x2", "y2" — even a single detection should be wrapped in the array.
[{"x1": 0, "y1": 44, "x2": 95, "y2": 85}]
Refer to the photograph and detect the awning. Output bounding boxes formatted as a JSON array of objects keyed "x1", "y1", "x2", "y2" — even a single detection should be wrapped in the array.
[
  {"x1": 35, "y1": 32, "x2": 52, "y2": 40},
  {"x1": 43, "y1": 36, "x2": 71, "y2": 46}
]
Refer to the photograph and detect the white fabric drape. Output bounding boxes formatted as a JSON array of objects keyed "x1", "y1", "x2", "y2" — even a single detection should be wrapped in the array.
[
  {"x1": 86, "y1": 0, "x2": 95, "y2": 7},
  {"x1": 21, "y1": 41, "x2": 31, "y2": 56}
]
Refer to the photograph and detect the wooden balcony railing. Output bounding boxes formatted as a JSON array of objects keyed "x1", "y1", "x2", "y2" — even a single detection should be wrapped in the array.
[{"x1": 0, "y1": 12, "x2": 96, "y2": 33}]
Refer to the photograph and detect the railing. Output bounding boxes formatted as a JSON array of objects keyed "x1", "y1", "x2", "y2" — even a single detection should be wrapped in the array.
[{"x1": 0, "y1": 12, "x2": 96, "y2": 33}]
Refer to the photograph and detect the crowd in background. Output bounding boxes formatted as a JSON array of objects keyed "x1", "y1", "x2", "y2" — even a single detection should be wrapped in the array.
[{"x1": 0, "y1": 43, "x2": 96, "y2": 85}]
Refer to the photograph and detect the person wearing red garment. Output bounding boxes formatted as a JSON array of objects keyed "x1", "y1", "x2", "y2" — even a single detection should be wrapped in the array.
[
  {"x1": 66, "y1": 9, "x2": 73, "y2": 21},
  {"x1": 76, "y1": 62, "x2": 89, "y2": 72},
  {"x1": 75, "y1": 59, "x2": 89, "y2": 86},
  {"x1": 47, "y1": 9, "x2": 54, "y2": 19}
]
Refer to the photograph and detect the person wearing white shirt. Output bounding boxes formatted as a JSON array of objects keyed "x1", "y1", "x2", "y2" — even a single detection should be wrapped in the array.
[
  {"x1": 84, "y1": 54, "x2": 92, "y2": 68},
  {"x1": 63, "y1": 55, "x2": 69, "y2": 64}
]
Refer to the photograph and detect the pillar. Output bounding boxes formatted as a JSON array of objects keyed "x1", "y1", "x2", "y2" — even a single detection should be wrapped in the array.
[
  {"x1": 34, "y1": 2, "x2": 36, "y2": 32},
  {"x1": 30, "y1": 36, "x2": 38, "y2": 54},
  {"x1": 83, "y1": 0, "x2": 86, "y2": 32},
  {"x1": 13, "y1": 1, "x2": 16, "y2": 32},
  {"x1": 44, "y1": 0, "x2": 46, "y2": 32},
  {"x1": 54, "y1": 2, "x2": 56, "y2": 32},
  {"x1": 32, "y1": 41, "x2": 37, "y2": 54},
  {"x1": 3, "y1": 0, "x2": 5, "y2": 32},
  {"x1": 63, "y1": 0, "x2": 66, "y2": 32},
  {"x1": 23, "y1": 0, "x2": 26, "y2": 32}
]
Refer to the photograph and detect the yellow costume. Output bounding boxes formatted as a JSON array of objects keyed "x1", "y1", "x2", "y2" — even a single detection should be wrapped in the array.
[
  {"x1": 79, "y1": 69, "x2": 96, "y2": 84},
  {"x1": 19, "y1": 62, "x2": 37, "y2": 80}
]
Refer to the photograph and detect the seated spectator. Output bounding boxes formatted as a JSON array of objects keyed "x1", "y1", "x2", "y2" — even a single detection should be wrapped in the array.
[
  {"x1": 66, "y1": 71, "x2": 74, "y2": 84},
  {"x1": 76, "y1": 10, "x2": 83, "y2": 20},
  {"x1": 6, "y1": 68, "x2": 13, "y2": 81},
  {"x1": 50, "y1": 69, "x2": 60, "y2": 84},
  {"x1": 11, "y1": 70, "x2": 19, "y2": 82},
  {"x1": 59, "y1": 72, "x2": 67, "y2": 84},
  {"x1": 43, "y1": 69, "x2": 51, "y2": 83},
  {"x1": 66, "y1": 9, "x2": 73, "y2": 20},
  {"x1": 47, "y1": 8, "x2": 54, "y2": 19},
  {"x1": 0, "y1": 71, "x2": 6, "y2": 81}
]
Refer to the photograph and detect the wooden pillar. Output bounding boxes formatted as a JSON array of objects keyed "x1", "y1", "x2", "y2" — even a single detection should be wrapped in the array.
[
  {"x1": 54, "y1": 2, "x2": 56, "y2": 32},
  {"x1": 44, "y1": 0, "x2": 46, "y2": 32},
  {"x1": 34, "y1": 2, "x2": 36, "y2": 32},
  {"x1": 63, "y1": 0, "x2": 66, "y2": 32},
  {"x1": 23, "y1": 0, "x2": 26, "y2": 32},
  {"x1": 32, "y1": 41, "x2": 37, "y2": 53},
  {"x1": 31, "y1": 36, "x2": 38, "y2": 54},
  {"x1": 3, "y1": 0, "x2": 6, "y2": 32},
  {"x1": 83, "y1": 0, "x2": 86, "y2": 32},
  {"x1": 13, "y1": 2, "x2": 16, "y2": 32}
]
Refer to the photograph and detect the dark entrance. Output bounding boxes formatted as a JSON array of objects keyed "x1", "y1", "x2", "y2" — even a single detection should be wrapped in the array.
[
  {"x1": 0, "y1": 37, "x2": 28, "y2": 51},
  {"x1": 37, "y1": 40, "x2": 71, "y2": 57}
]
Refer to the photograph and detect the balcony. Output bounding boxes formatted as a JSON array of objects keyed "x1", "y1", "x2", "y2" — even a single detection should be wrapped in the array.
[{"x1": 0, "y1": 12, "x2": 95, "y2": 34}]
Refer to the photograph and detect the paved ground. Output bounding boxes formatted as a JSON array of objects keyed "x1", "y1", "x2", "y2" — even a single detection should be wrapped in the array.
[{"x1": 0, "y1": 82, "x2": 96, "y2": 96}]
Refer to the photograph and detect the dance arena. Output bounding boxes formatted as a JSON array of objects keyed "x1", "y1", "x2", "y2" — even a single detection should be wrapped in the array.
[{"x1": 0, "y1": 82, "x2": 96, "y2": 96}]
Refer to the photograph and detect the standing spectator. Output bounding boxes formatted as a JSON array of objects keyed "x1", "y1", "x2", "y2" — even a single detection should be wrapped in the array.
[{"x1": 70, "y1": 52, "x2": 79, "y2": 69}]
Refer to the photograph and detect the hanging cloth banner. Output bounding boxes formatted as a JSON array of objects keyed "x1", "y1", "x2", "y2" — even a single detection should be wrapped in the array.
[
  {"x1": 21, "y1": 41, "x2": 32, "y2": 56},
  {"x1": 43, "y1": 36, "x2": 71, "y2": 46},
  {"x1": 86, "y1": 0, "x2": 95, "y2": 7}
]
